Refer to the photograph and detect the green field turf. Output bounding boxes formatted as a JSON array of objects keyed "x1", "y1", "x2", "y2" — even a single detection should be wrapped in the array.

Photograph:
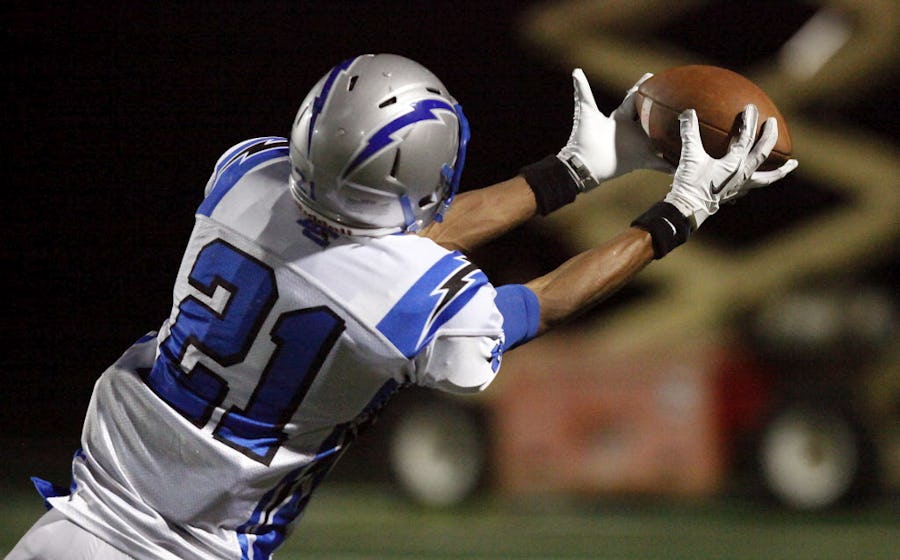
[{"x1": 3, "y1": 483, "x2": 898, "y2": 559}]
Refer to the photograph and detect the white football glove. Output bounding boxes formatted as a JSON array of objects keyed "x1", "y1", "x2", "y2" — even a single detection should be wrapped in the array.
[
  {"x1": 664, "y1": 104, "x2": 799, "y2": 229},
  {"x1": 557, "y1": 69, "x2": 673, "y2": 193}
]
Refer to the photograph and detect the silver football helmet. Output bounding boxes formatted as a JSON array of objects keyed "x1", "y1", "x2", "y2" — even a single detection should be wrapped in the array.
[{"x1": 289, "y1": 54, "x2": 470, "y2": 236}]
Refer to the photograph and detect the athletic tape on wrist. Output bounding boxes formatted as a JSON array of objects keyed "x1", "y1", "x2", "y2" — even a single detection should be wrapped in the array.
[
  {"x1": 519, "y1": 155, "x2": 579, "y2": 215},
  {"x1": 631, "y1": 201, "x2": 692, "y2": 259}
]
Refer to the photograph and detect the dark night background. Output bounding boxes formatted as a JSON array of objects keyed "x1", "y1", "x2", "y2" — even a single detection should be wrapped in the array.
[
  {"x1": 3, "y1": 1, "x2": 897, "y2": 473},
  {"x1": 4, "y1": 2, "x2": 582, "y2": 442}
]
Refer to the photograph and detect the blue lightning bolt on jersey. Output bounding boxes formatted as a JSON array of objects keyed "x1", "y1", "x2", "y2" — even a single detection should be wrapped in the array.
[{"x1": 40, "y1": 137, "x2": 523, "y2": 560}]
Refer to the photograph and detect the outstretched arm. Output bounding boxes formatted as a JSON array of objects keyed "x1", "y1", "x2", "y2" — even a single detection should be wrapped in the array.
[
  {"x1": 423, "y1": 69, "x2": 669, "y2": 253},
  {"x1": 423, "y1": 176, "x2": 655, "y2": 337},
  {"x1": 421, "y1": 176, "x2": 538, "y2": 254},
  {"x1": 505, "y1": 104, "x2": 798, "y2": 346},
  {"x1": 525, "y1": 227, "x2": 654, "y2": 335},
  {"x1": 429, "y1": 67, "x2": 797, "y2": 350}
]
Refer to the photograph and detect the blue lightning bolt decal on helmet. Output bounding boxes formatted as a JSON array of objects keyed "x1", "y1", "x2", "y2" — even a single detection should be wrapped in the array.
[
  {"x1": 306, "y1": 57, "x2": 357, "y2": 157},
  {"x1": 288, "y1": 54, "x2": 468, "y2": 236},
  {"x1": 343, "y1": 99, "x2": 457, "y2": 179}
]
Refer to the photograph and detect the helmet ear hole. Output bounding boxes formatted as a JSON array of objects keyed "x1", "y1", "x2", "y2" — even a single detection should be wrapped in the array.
[
  {"x1": 418, "y1": 195, "x2": 436, "y2": 208},
  {"x1": 389, "y1": 150, "x2": 402, "y2": 179}
]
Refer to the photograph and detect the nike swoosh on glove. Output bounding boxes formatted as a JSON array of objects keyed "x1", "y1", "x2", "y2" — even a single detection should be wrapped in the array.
[{"x1": 663, "y1": 104, "x2": 798, "y2": 229}]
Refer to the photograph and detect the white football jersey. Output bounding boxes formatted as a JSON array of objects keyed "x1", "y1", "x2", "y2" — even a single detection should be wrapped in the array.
[{"x1": 46, "y1": 138, "x2": 506, "y2": 560}]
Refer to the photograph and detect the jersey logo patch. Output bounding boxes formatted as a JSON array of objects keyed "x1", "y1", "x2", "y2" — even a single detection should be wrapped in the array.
[{"x1": 297, "y1": 217, "x2": 341, "y2": 248}]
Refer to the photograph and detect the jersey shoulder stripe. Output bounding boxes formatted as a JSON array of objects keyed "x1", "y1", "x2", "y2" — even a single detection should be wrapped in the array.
[
  {"x1": 199, "y1": 137, "x2": 289, "y2": 217},
  {"x1": 376, "y1": 251, "x2": 488, "y2": 357}
]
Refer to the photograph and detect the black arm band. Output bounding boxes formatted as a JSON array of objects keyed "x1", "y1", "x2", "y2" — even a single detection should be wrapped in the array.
[
  {"x1": 519, "y1": 155, "x2": 579, "y2": 215},
  {"x1": 631, "y1": 201, "x2": 692, "y2": 259}
]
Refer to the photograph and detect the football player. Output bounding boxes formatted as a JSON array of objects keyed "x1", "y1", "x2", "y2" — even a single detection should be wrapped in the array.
[{"x1": 8, "y1": 53, "x2": 796, "y2": 560}]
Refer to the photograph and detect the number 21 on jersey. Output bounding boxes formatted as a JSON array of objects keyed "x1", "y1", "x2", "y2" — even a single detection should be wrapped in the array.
[{"x1": 142, "y1": 239, "x2": 344, "y2": 465}]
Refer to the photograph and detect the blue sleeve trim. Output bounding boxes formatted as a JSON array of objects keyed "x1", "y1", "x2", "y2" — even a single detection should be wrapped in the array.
[
  {"x1": 30, "y1": 448, "x2": 84, "y2": 510},
  {"x1": 31, "y1": 477, "x2": 69, "y2": 510},
  {"x1": 495, "y1": 284, "x2": 540, "y2": 351}
]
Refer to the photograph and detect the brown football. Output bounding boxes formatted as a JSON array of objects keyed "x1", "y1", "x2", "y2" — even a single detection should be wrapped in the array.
[{"x1": 634, "y1": 65, "x2": 792, "y2": 171}]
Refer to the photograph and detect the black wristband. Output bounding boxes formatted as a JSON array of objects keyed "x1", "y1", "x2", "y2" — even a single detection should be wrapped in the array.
[
  {"x1": 631, "y1": 201, "x2": 692, "y2": 259},
  {"x1": 519, "y1": 155, "x2": 579, "y2": 215}
]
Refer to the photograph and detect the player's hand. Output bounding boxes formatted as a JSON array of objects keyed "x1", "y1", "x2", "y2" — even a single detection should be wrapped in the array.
[
  {"x1": 557, "y1": 69, "x2": 673, "y2": 193},
  {"x1": 664, "y1": 104, "x2": 798, "y2": 229}
]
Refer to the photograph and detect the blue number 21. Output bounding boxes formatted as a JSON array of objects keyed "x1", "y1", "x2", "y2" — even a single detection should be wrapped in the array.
[{"x1": 142, "y1": 239, "x2": 345, "y2": 465}]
